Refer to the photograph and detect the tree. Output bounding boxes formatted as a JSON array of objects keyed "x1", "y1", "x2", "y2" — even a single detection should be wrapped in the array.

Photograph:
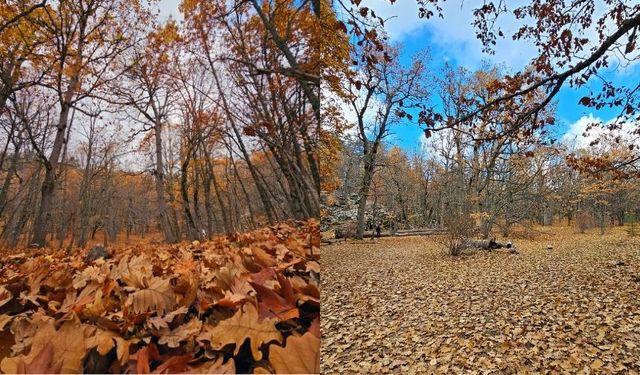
[
  {"x1": 344, "y1": 41, "x2": 428, "y2": 238},
  {"x1": 114, "y1": 21, "x2": 181, "y2": 243},
  {"x1": 0, "y1": 0, "x2": 46, "y2": 36},
  {"x1": 28, "y1": 0, "x2": 149, "y2": 246}
]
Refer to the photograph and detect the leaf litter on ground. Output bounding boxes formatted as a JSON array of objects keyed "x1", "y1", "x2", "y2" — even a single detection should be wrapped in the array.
[
  {"x1": 0, "y1": 219, "x2": 320, "y2": 374},
  {"x1": 321, "y1": 229, "x2": 640, "y2": 374}
]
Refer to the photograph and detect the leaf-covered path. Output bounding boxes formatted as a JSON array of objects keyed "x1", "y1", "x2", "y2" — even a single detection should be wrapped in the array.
[{"x1": 321, "y1": 233, "x2": 640, "y2": 374}]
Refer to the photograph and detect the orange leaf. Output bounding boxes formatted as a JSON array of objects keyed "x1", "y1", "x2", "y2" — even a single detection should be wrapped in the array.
[
  {"x1": 16, "y1": 342, "x2": 62, "y2": 374},
  {"x1": 250, "y1": 282, "x2": 299, "y2": 320},
  {"x1": 269, "y1": 332, "x2": 320, "y2": 374}
]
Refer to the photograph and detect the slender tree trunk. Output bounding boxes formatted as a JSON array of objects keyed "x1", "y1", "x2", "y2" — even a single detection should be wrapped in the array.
[
  {"x1": 209, "y1": 158, "x2": 233, "y2": 234},
  {"x1": 230, "y1": 156, "x2": 257, "y2": 228},
  {"x1": 211, "y1": 68, "x2": 276, "y2": 224},
  {"x1": 153, "y1": 121, "x2": 178, "y2": 243},
  {"x1": 0, "y1": 139, "x2": 22, "y2": 215},
  {"x1": 180, "y1": 151, "x2": 198, "y2": 240}
]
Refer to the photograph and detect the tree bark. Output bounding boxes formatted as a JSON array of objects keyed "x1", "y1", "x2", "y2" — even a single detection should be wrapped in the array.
[{"x1": 153, "y1": 120, "x2": 178, "y2": 243}]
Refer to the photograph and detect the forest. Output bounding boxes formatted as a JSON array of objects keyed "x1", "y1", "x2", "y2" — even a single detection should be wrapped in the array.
[
  {"x1": 322, "y1": 0, "x2": 640, "y2": 373},
  {"x1": 0, "y1": 0, "x2": 320, "y2": 373},
  {"x1": 0, "y1": 0, "x2": 320, "y2": 248},
  {"x1": 1, "y1": 0, "x2": 640, "y2": 373}
]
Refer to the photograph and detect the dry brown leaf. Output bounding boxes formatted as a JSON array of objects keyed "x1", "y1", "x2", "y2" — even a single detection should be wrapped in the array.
[
  {"x1": 0, "y1": 221, "x2": 319, "y2": 374},
  {"x1": 0, "y1": 313, "x2": 13, "y2": 330},
  {"x1": 152, "y1": 353, "x2": 194, "y2": 374},
  {"x1": 1, "y1": 315, "x2": 91, "y2": 374},
  {"x1": 1, "y1": 316, "x2": 56, "y2": 373},
  {"x1": 128, "y1": 276, "x2": 175, "y2": 315},
  {"x1": 15, "y1": 342, "x2": 62, "y2": 374},
  {"x1": 114, "y1": 337, "x2": 140, "y2": 365},
  {"x1": 591, "y1": 359, "x2": 604, "y2": 370},
  {"x1": 305, "y1": 261, "x2": 320, "y2": 273},
  {"x1": 269, "y1": 332, "x2": 320, "y2": 374},
  {"x1": 118, "y1": 255, "x2": 153, "y2": 288},
  {"x1": 197, "y1": 303, "x2": 282, "y2": 360},
  {"x1": 186, "y1": 357, "x2": 235, "y2": 374},
  {"x1": 251, "y1": 246, "x2": 277, "y2": 267},
  {"x1": 72, "y1": 266, "x2": 105, "y2": 289},
  {"x1": 0, "y1": 286, "x2": 13, "y2": 308},
  {"x1": 158, "y1": 318, "x2": 203, "y2": 348},
  {"x1": 85, "y1": 329, "x2": 116, "y2": 355}
]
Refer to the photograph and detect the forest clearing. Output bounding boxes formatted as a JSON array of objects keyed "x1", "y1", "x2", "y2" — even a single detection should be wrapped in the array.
[{"x1": 322, "y1": 228, "x2": 640, "y2": 374}]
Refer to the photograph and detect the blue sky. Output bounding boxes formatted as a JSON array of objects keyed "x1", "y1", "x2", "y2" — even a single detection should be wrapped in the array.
[{"x1": 359, "y1": 0, "x2": 639, "y2": 151}]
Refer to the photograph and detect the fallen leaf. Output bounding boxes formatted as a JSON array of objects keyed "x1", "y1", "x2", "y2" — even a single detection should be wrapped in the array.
[
  {"x1": 197, "y1": 303, "x2": 282, "y2": 360},
  {"x1": 158, "y1": 318, "x2": 202, "y2": 348},
  {"x1": 186, "y1": 357, "x2": 235, "y2": 374},
  {"x1": 128, "y1": 277, "x2": 175, "y2": 315},
  {"x1": 250, "y1": 282, "x2": 299, "y2": 320},
  {"x1": 15, "y1": 342, "x2": 62, "y2": 374},
  {"x1": 269, "y1": 332, "x2": 320, "y2": 374}
]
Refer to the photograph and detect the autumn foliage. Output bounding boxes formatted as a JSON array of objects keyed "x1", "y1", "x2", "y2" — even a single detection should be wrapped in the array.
[{"x1": 0, "y1": 220, "x2": 320, "y2": 374}]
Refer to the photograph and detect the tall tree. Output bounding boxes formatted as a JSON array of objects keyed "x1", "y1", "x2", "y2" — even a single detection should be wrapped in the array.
[
  {"x1": 345, "y1": 43, "x2": 428, "y2": 238},
  {"x1": 28, "y1": 0, "x2": 148, "y2": 246}
]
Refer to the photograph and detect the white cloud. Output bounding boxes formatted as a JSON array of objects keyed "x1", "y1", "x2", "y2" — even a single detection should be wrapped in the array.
[
  {"x1": 364, "y1": 0, "x2": 537, "y2": 70},
  {"x1": 361, "y1": 0, "x2": 425, "y2": 40},
  {"x1": 561, "y1": 114, "x2": 606, "y2": 149},
  {"x1": 561, "y1": 114, "x2": 640, "y2": 150},
  {"x1": 363, "y1": 0, "x2": 636, "y2": 74},
  {"x1": 321, "y1": 75, "x2": 385, "y2": 139}
]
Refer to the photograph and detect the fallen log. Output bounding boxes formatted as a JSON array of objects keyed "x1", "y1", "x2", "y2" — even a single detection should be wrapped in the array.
[
  {"x1": 464, "y1": 238, "x2": 518, "y2": 253},
  {"x1": 363, "y1": 229, "x2": 447, "y2": 238},
  {"x1": 465, "y1": 238, "x2": 511, "y2": 250},
  {"x1": 333, "y1": 226, "x2": 447, "y2": 239}
]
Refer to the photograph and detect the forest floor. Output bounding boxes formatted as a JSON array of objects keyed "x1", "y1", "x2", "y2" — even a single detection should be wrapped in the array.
[
  {"x1": 0, "y1": 221, "x2": 320, "y2": 373},
  {"x1": 321, "y1": 227, "x2": 640, "y2": 374}
]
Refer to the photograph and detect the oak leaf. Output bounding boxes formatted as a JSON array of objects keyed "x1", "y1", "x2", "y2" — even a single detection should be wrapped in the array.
[
  {"x1": 117, "y1": 255, "x2": 153, "y2": 288},
  {"x1": 128, "y1": 276, "x2": 175, "y2": 315},
  {"x1": 197, "y1": 304, "x2": 281, "y2": 360},
  {"x1": 152, "y1": 353, "x2": 194, "y2": 374},
  {"x1": 250, "y1": 281, "x2": 299, "y2": 320},
  {"x1": 15, "y1": 342, "x2": 62, "y2": 374},
  {"x1": 85, "y1": 329, "x2": 116, "y2": 355},
  {"x1": 186, "y1": 357, "x2": 235, "y2": 374},
  {"x1": 250, "y1": 246, "x2": 277, "y2": 267},
  {"x1": 158, "y1": 318, "x2": 203, "y2": 348},
  {"x1": 1, "y1": 315, "x2": 91, "y2": 374},
  {"x1": 269, "y1": 332, "x2": 320, "y2": 374},
  {"x1": 0, "y1": 286, "x2": 13, "y2": 308},
  {"x1": 114, "y1": 337, "x2": 140, "y2": 365}
]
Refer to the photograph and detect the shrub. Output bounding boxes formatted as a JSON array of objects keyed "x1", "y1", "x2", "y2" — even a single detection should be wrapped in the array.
[
  {"x1": 440, "y1": 211, "x2": 474, "y2": 256},
  {"x1": 575, "y1": 211, "x2": 595, "y2": 234}
]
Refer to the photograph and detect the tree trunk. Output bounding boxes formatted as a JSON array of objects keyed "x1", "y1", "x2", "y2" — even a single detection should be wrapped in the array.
[
  {"x1": 356, "y1": 155, "x2": 375, "y2": 239},
  {"x1": 153, "y1": 121, "x2": 178, "y2": 243},
  {"x1": 180, "y1": 152, "x2": 198, "y2": 240}
]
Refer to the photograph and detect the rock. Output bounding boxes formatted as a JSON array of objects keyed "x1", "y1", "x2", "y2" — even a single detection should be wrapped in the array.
[
  {"x1": 335, "y1": 223, "x2": 357, "y2": 239},
  {"x1": 547, "y1": 245, "x2": 553, "y2": 250},
  {"x1": 610, "y1": 260, "x2": 625, "y2": 267},
  {"x1": 85, "y1": 245, "x2": 110, "y2": 262}
]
